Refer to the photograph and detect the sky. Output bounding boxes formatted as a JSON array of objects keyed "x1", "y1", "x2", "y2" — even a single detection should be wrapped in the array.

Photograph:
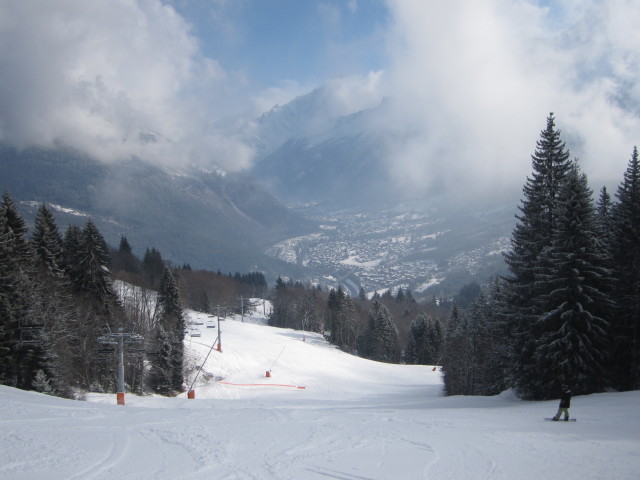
[
  {"x1": 1, "y1": 0, "x2": 640, "y2": 194},
  {"x1": 1, "y1": 299, "x2": 639, "y2": 479}
]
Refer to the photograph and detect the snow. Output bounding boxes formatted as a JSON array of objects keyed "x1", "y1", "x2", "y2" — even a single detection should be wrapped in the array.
[
  {"x1": 23, "y1": 200, "x2": 89, "y2": 218},
  {"x1": 1, "y1": 306, "x2": 639, "y2": 479}
]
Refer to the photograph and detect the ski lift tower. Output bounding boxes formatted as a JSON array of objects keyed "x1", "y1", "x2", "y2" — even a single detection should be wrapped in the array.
[{"x1": 97, "y1": 326, "x2": 144, "y2": 405}]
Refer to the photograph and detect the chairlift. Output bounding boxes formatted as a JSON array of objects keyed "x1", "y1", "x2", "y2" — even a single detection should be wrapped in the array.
[{"x1": 19, "y1": 325, "x2": 45, "y2": 346}]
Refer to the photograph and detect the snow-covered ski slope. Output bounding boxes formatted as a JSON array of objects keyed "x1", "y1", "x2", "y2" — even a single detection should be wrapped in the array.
[{"x1": 1, "y1": 307, "x2": 639, "y2": 480}]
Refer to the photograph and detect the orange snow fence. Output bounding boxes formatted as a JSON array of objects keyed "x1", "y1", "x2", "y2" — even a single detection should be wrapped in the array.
[{"x1": 219, "y1": 381, "x2": 305, "y2": 389}]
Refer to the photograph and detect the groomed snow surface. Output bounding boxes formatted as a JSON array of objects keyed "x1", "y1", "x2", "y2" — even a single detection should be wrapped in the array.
[{"x1": 2, "y1": 306, "x2": 639, "y2": 479}]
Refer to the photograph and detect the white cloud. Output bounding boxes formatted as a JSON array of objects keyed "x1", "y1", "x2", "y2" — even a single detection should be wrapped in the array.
[
  {"x1": 0, "y1": 0, "x2": 253, "y2": 170},
  {"x1": 380, "y1": 0, "x2": 640, "y2": 201}
]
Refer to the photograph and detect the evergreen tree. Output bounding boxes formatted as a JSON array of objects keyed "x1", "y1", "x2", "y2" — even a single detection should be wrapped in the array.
[
  {"x1": 119, "y1": 236, "x2": 132, "y2": 254},
  {"x1": 328, "y1": 286, "x2": 356, "y2": 350},
  {"x1": 74, "y1": 220, "x2": 116, "y2": 304},
  {"x1": 466, "y1": 293, "x2": 492, "y2": 395},
  {"x1": 528, "y1": 165, "x2": 612, "y2": 397},
  {"x1": 595, "y1": 186, "x2": 612, "y2": 241},
  {"x1": 113, "y1": 236, "x2": 140, "y2": 274},
  {"x1": 358, "y1": 287, "x2": 367, "y2": 301},
  {"x1": 31, "y1": 204, "x2": 65, "y2": 278},
  {"x1": 406, "y1": 313, "x2": 429, "y2": 364},
  {"x1": 143, "y1": 248, "x2": 165, "y2": 287},
  {"x1": 0, "y1": 212, "x2": 21, "y2": 386},
  {"x1": 608, "y1": 147, "x2": 640, "y2": 390},
  {"x1": 148, "y1": 324, "x2": 175, "y2": 395},
  {"x1": 504, "y1": 113, "x2": 572, "y2": 397},
  {"x1": 482, "y1": 277, "x2": 513, "y2": 395},
  {"x1": 62, "y1": 221, "x2": 122, "y2": 391},
  {"x1": 1, "y1": 191, "x2": 31, "y2": 265},
  {"x1": 441, "y1": 303, "x2": 468, "y2": 395},
  {"x1": 405, "y1": 289, "x2": 416, "y2": 304},
  {"x1": 406, "y1": 313, "x2": 441, "y2": 365},
  {"x1": 363, "y1": 301, "x2": 397, "y2": 362},
  {"x1": 442, "y1": 296, "x2": 495, "y2": 396},
  {"x1": 62, "y1": 224, "x2": 83, "y2": 282},
  {"x1": 28, "y1": 204, "x2": 69, "y2": 394},
  {"x1": 150, "y1": 267, "x2": 185, "y2": 393},
  {"x1": 0, "y1": 199, "x2": 44, "y2": 391}
]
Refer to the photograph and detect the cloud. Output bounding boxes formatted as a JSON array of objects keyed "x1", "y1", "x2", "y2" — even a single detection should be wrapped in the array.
[
  {"x1": 379, "y1": 0, "x2": 640, "y2": 202},
  {"x1": 0, "y1": 0, "x2": 253, "y2": 170}
]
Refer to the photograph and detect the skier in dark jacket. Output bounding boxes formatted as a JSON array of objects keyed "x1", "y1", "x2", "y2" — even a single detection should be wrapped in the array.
[{"x1": 552, "y1": 384, "x2": 571, "y2": 421}]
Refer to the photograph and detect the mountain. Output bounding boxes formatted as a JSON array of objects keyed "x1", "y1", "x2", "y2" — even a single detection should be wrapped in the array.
[
  {"x1": 0, "y1": 144, "x2": 314, "y2": 276},
  {"x1": 243, "y1": 88, "x2": 516, "y2": 296},
  {"x1": 249, "y1": 87, "x2": 392, "y2": 207}
]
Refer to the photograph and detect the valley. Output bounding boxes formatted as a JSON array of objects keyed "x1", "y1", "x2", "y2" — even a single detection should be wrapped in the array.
[{"x1": 266, "y1": 204, "x2": 515, "y2": 298}]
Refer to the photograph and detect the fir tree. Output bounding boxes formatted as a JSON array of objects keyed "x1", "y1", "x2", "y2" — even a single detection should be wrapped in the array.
[
  {"x1": 482, "y1": 277, "x2": 512, "y2": 395},
  {"x1": 406, "y1": 313, "x2": 429, "y2": 364},
  {"x1": 441, "y1": 303, "x2": 468, "y2": 395},
  {"x1": 364, "y1": 301, "x2": 397, "y2": 362},
  {"x1": 74, "y1": 220, "x2": 116, "y2": 304},
  {"x1": 1, "y1": 191, "x2": 31, "y2": 265},
  {"x1": 62, "y1": 224, "x2": 83, "y2": 282},
  {"x1": 358, "y1": 287, "x2": 367, "y2": 301},
  {"x1": 148, "y1": 324, "x2": 175, "y2": 395},
  {"x1": 528, "y1": 165, "x2": 612, "y2": 397},
  {"x1": 0, "y1": 212, "x2": 20, "y2": 386},
  {"x1": 504, "y1": 113, "x2": 572, "y2": 397},
  {"x1": 31, "y1": 204, "x2": 65, "y2": 278},
  {"x1": 151, "y1": 267, "x2": 185, "y2": 393},
  {"x1": 143, "y1": 248, "x2": 165, "y2": 287},
  {"x1": 608, "y1": 146, "x2": 640, "y2": 390},
  {"x1": 406, "y1": 313, "x2": 442, "y2": 365},
  {"x1": 595, "y1": 186, "x2": 612, "y2": 241},
  {"x1": 327, "y1": 286, "x2": 356, "y2": 350}
]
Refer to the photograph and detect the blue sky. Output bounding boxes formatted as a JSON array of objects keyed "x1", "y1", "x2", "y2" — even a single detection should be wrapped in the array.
[{"x1": 172, "y1": 0, "x2": 390, "y2": 90}]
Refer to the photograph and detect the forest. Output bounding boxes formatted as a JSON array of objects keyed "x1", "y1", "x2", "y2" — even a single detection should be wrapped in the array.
[
  {"x1": 441, "y1": 114, "x2": 640, "y2": 399},
  {"x1": 1, "y1": 113, "x2": 638, "y2": 400},
  {"x1": 0, "y1": 196, "x2": 268, "y2": 398}
]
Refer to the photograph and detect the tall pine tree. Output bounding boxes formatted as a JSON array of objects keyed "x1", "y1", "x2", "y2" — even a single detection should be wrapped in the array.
[
  {"x1": 504, "y1": 113, "x2": 572, "y2": 398},
  {"x1": 530, "y1": 165, "x2": 612, "y2": 397},
  {"x1": 608, "y1": 146, "x2": 640, "y2": 390},
  {"x1": 150, "y1": 267, "x2": 185, "y2": 393},
  {"x1": 363, "y1": 301, "x2": 397, "y2": 362}
]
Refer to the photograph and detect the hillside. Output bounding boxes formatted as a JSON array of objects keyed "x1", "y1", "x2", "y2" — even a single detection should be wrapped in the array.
[
  {"x1": 1, "y1": 305, "x2": 638, "y2": 479},
  {"x1": 0, "y1": 144, "x2": 314, "y2": 276}
]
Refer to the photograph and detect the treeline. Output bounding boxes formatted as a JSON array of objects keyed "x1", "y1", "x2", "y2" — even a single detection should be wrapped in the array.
[
  {"x1": 440, "y1": 114, "x2": 640, "y2": 399},
  {"x1": 268, "y1": 278, "x2": 448, "y2": 364},
  {"x1": 0, "y1": 193, "x2": 267, "y2": 398},
  {"x1": 112, "y1": 241, "x2": 268, "y2": 315}
]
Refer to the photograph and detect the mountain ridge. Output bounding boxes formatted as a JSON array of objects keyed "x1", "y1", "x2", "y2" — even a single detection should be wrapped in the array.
[{"x1": 0, "y1": 143, "x2": 314, "y2": 277}]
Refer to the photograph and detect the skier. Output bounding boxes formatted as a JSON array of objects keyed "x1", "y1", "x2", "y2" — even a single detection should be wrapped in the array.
[{"x1": 552, "y1": 384, "x2": 571, "y2": 421}]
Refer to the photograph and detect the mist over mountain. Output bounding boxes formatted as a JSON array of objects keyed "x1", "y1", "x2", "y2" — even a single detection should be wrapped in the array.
[
  {"x1": 0, "y1": 144, "x2": 313, "y2": 277},
  {"x1": 235, "y1": 88, "x2": 517, "y2": 296},
  {"x1": 0, "y1": 82, "x2": 519, "y2": 297}
]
